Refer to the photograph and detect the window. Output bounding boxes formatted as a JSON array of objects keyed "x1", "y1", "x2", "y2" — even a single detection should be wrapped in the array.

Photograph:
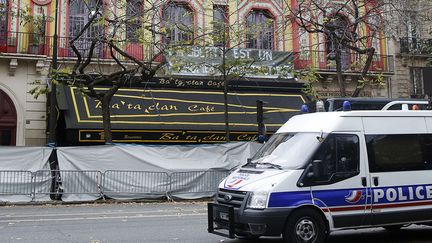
[
  {"x1": 162, "y1": 2, "x2": 194, "y2": 45},
  {"x1": 411, "y1": 67, "x2": 424, "y2": 96},
  {"x1": 68, "y1": 0, "x2": 104, "y2": 57},
  {"x1": 0, "y1": 0, "x2": 7, "y2": 44},
  {"x1": 213, "y1": 5, "x2": 228, "y2": 47},
  {"x1": 366, "y1": 134, "x2": 432, "y2": 172},
  {"x1": 126, "y1": 0, "x2": 143, "y2": 42},
  {"x1": 325, "y1": 15, "x2": 351, "y2": 70},
  {"x1": 246, "y1": 10, "x2": 274, "y2": 50},
  {"x1": 248, "y1": 132, "x2": 322, "y2": 169},
  {"x1": 300, "y1": 134, "x2": 360, "y2": 186}
]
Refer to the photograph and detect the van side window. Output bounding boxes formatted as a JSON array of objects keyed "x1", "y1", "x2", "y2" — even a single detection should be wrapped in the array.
[
  {"x1": 300, "y1": 134, "x2": 360, "y2": 186},
  {"x1": 366, "y1": 134, "x2": 432, "y2": 172}
]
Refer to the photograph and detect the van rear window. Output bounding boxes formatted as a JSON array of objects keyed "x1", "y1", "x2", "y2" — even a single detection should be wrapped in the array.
[{"x1": 366, "y1": 134, "x2": 432, "y2": 172}]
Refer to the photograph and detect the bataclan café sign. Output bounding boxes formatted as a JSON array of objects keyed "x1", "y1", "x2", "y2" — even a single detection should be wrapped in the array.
[
  {"x1": 58, "y1": 47, "x2": 304, "y2": 144},
  {"x1": 61, "y1": 86, "x2": 306, "y2": 144}
]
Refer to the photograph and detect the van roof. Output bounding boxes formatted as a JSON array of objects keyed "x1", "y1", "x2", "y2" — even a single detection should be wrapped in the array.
[{"x1": 277, "y1": 110, "x2": 432, "y2": 134}]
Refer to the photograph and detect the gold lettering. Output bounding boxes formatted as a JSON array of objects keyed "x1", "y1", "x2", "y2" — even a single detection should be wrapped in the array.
[
  {"x1": 203, "y1": 134, "x2": 226, "y2": 141},
  {"x1": 236, "y1": 134, "x2": 257, "y2": 141},
  {"x1": 149, "y1": 104, "x2": 156, "y2": 111},
  {"x1": 127, "y1": 104, "x2": 133, "y2": 109},
  {"x1": 186, "y1": 135, "x2": 198, "y2": 141},
  {"x1": 159, "y1": 133, "x2": 180, "y2": 140},
  {"x1": 133, "y1": 104, "x2": 142, "y2": 110},
  {"x1": 112, "y1": 104, "x2": 120, "y2": 109},
  {"x1": 188, "y1": 105, "x2": 215, "y2": 112},
  {"x1": 95, "y1": 100, "x2": 102, "y2": 108},
  {"x1": 188, "y1": 105, "x2": 198, "y2": 112}
]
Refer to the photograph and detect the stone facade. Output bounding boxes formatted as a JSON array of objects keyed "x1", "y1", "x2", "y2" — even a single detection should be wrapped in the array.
[
  {"x1": 1, "y1": 0, "x2": 430, "y2": 146},
  {"x1": 0, "y1": 56, "x2": 50, "y2": 145},
  {"x1": 387, "y1": 0, "x2": 432, "y2": 98}
]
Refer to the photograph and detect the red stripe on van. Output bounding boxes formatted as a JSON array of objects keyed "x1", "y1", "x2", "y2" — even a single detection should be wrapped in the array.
[{"x1": 324, "y1": 200, "x2": 432, "y2": 212}]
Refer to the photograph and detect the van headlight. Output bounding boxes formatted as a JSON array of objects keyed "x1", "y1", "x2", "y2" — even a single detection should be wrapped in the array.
[{"x1": 247, "y1": 186, "x2": 272, "y2": 209}]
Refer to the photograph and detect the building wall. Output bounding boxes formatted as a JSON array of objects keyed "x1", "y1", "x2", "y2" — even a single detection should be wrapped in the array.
[
  {"x1": 387, "y1": 0, "x2": 432, "y2": 98},
  {"x1": 0, "y1": 57, "x2": 49, "y2": 146},
  {"x1": 3, "y1": 0, "x2": 428, "y2": 146}
]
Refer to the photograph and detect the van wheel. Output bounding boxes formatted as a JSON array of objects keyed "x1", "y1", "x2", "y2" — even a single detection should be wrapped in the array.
[{"x1": 283, "y1": 209, "x2": 326, "y2": 243}]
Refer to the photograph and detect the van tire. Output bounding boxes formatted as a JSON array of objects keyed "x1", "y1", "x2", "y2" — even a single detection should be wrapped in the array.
[{"x1": 283, "y1": 209, "x2": 326, "y2": 243}]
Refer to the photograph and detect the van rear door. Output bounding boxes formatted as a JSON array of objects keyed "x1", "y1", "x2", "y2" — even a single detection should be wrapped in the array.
[{"x1": 363, "y1": 117, "x2": 432, "y2": 225}]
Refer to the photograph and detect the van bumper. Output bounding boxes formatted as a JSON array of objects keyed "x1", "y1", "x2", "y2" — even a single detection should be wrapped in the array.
[{"x1": 208, "y1": 202, "x2": 291, "y2": 238}]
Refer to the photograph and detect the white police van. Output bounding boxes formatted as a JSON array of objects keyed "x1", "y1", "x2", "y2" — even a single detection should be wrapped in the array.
[{"x1": 208, "y1": 106, "x2": 432, "y2": 243}]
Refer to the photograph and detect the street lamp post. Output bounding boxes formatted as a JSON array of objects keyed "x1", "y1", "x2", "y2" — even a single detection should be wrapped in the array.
[{"x1": 48, "y1": 0, "x2": 59, "y2": 146}]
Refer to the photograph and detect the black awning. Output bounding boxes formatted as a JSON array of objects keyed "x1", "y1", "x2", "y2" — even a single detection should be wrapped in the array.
[
  {"x1": 59, "y1": 85, "x2": 306, "y2": 131},
  {"x1": 57, "y1": 78, "x2": 307, "y2": 144}
]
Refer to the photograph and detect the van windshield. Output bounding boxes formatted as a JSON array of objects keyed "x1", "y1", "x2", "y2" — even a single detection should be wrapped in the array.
[{"x1": 247, "y1": 133, "x2": 322, "y2": 169}]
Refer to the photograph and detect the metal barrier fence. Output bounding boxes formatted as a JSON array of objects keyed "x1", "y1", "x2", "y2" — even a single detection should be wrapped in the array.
[
  {"x1": 102, "y1": 170, "x2": 170, "y2": 198},
  {"x1": 0, "y1": 171, "x2": 34, "y2": 197},
  {"x1": 0, "y1": 169, "x2": 231, "y2": 202},
  {"x1": 169, "y1": 171, "x2": 230, "y2": 196}
]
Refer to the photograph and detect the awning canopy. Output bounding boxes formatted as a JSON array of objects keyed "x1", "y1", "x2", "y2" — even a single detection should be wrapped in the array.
[{"x1": 57, "y1": 77, "x2": 307, "y2": 143}]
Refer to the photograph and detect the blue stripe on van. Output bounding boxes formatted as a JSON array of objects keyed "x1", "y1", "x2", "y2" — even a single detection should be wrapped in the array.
[
  {"x1": 268, "y1": 191, "x2": 312, "y2": 207},
  {"x1": 268, "y1": 184, "x2": 432, "y2": 209}
]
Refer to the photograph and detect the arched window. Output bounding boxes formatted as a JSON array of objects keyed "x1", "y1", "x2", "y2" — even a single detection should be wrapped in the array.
[
  {"x1": 0, "y1": 0, "x2": 8, "y2": 47},
  {"x1": 68, "y1": 0, "x2": 104, "y2": 56},
  {"x1": 126, "y1": 0, "x2": 143, "y2": 43},
  {"x1": 162, "y1": 2, "x2": 194, "y2": 45},
  {"x1": 213, "y1": 5, "x2": 228, "y2": 47},
  {"x1": 326, "y1": 15, "x2": 351, "y2": 69},
  {"x1": 246, "y1": 10, "x2": 274, "y2": 50}
]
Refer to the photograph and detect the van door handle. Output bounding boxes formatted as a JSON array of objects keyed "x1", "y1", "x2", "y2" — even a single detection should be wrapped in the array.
[
  {"x1": 361, "y1": 177, "x2": 367, "y2": 187},
  {"x1": 372, "y1": 177, "x2": 379, "y2": 186}
]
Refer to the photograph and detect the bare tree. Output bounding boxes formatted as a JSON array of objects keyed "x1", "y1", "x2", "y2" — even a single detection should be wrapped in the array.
[
  {"x1": 286, "y1": 0, "x2": 395, "y2": 97},
  {"x1": 166, "y1": 3, "x2": 293, "y2": 141},
  {"x1": 62, "y1": 0, "x2": 178, "y2": 143}
]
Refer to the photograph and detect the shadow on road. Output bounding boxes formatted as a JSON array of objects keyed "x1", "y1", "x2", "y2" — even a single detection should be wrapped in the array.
[{"x1": 218, "y1": 226, "x2": 432, "y2": 243}]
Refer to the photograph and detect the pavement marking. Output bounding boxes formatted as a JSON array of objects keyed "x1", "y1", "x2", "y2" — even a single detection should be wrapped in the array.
[
  {"x1": 0, "y1": 208, "x2": 207, "y2": 219},
  {"x1": 0, "y1": 212, "x2": 207, "y2": 223}
]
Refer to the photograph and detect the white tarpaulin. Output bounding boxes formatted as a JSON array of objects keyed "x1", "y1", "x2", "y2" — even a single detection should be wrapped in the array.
[
  {"x1": 0, "y1": 147, "x2": 52, "y2": 202},
  {"x1": 56, "y1": 142, "x2": 261, "y2": 201}
]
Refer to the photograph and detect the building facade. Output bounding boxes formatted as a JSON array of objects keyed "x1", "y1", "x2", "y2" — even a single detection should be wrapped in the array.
[
  {"x1": 387, "y1": 0, "x2": 432, "y2": 98},
  {"x1": 0, "y1": 0, "x2": 405, "y2": 146}
]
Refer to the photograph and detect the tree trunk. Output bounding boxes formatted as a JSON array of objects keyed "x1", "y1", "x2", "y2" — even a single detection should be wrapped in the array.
[
  {"x1": 352, "y1": 48, "x2": 375, "y2": 97},
  {"x1": 101, "y1": 97, "x2": 113, "y2": 144},
  {"x1": 222, "y1": 43, "x2": 230, "y2": 142},
  {"x1": 335, "y1": 50, "x2": 346, "y2": 97}
]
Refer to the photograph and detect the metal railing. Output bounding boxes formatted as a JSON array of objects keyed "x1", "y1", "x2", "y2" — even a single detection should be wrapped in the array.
[
  {"x1": 0, "y1": 32, "x2": 148, "y2": 61},
  {"x1": 400, "y1": 37, "x2": 432, "y2": 55},
  {"x1": 293, "y1": 50, "x2": 394, "y2": 73},
  {"x1": 169, "y1": 170, "x2": 230, "y2": 196},
  {"x1": 0, "y1": 169, "x2": 231, "y2": 202},
  {"x1": 102, "y1": 170, "x2": 170, "y2": 198},
  {"x1": 0, "y1": 171, "x2": 34, "y2": 197},
  {"x1": 0, "y1": 32, "x2": 395, "y2": 74}
]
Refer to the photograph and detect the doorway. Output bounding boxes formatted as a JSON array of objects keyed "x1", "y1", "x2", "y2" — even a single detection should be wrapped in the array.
[{"x1": 0, "y1": 89, "x2": 16, "y2": 145}]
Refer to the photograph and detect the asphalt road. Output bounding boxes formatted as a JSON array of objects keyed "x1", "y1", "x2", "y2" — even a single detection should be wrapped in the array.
[{"x1": 0, "y1": 201, "x2": 430, "y2": 243}]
